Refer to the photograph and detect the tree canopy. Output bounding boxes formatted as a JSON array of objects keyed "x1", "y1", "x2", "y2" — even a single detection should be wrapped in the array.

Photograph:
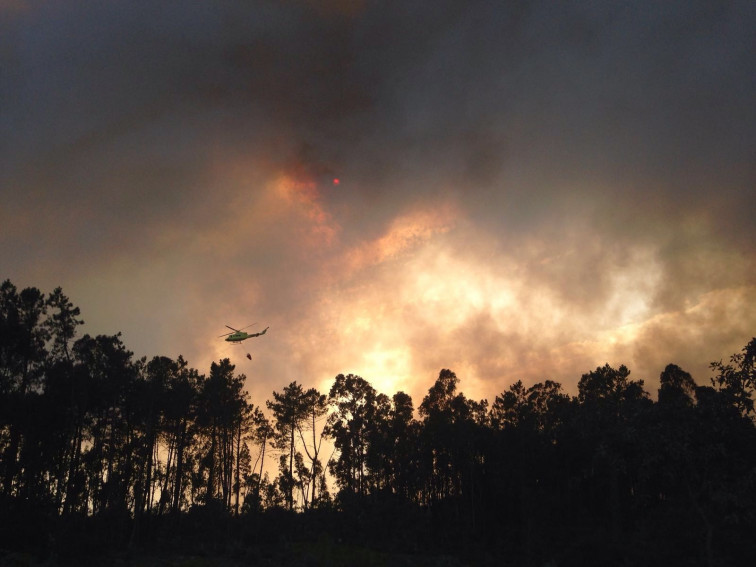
[{"x1": 1, "y1": 279, "x2": 754, "y2": 566}]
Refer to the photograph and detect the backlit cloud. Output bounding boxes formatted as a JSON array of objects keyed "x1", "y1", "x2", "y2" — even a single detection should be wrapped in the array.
[{"x1": 2, "y1": 1, "x2": 754, "y2": 408}]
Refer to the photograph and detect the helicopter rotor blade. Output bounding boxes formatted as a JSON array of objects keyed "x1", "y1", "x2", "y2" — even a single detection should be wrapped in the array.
[{"x1": 222, "y1": 323, "x2": 256, "y2": 337}]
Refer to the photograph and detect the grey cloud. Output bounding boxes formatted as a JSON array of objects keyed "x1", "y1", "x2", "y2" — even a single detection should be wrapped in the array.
[{"x1": 2, "y1": 0, "x2": 754, "y2": 400}]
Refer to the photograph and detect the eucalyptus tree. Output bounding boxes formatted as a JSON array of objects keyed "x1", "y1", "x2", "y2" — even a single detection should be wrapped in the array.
[
  {"x1": 418, "y1": 369, "x2": 487, "y2": 510},
  {"x1": 673, "y1": 341, "x2": 756, "y2": 565},
  {"x1": 326, "y1": 373, "x2": 382, "y2": 499},
  {"x1": 631, "y1": 352, "x2": 756, "y2": 567},
  {"x1": 131, "y1": 356, "x2": 177, "y2": 522},
  {"x1": 0, "y1": 280, "x2": 49, "y2": 394},
  {"x1": 658, "y1": 363, "x2": 697, "y2": 407},
  {"x1": 233, "y1": 400, "x2": 255, "y2": 515},
  {"x1": 249, "y1": 405, "x2": 273, "y2": 508},
  {"x1": 40, "y1": 287, "x2": 85, "y2": 509},
  {"x1": 362, "y1": 391, "x2": 391, "y2": 493},
  {"x1": 156, "y1": 356, "x2": 200, "y2": 515},
  {"x1": 267, "y1": 381, "x2": 310, "y2": 510},
  {"x1": 490, "y1": 379, "x2": 570, "y2": 442},
  {"x1": 71, "y1": 332, "x2": 139, "y2": 515},
  {"x1": 387, "y1": 391, "x2": 420, "y2": 500},
  {"x1": 44, "y1": 287, "x2": 84, "y2": 364},
  {"x1": 296, "y1": 387, "x2": 329, "y2": 507},
  {"x1": 0, "y1": 281, "x2": 49, "y2": 496},
  {"x1": 709, "y1": 337, "x2": 756, "y2": 418},
  {"x1": 195, "y1": 359, "x2": 249, "y2": 510},
  {"x1": 575, "y1": 364, "x2": 651, "y2": 543},
  {"x1": 489, "y1": 379, "x2": 571, "y2": 558}
]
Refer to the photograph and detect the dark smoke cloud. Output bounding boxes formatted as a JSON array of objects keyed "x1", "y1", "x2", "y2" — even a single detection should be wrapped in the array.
[{"x1": 1, "y1": 1, "x2": 754, "y2": 403}]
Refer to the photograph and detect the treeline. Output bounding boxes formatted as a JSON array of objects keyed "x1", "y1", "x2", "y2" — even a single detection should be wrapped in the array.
[{"x1": 1, "y1": 279, "x2": 755, "y2": 566}]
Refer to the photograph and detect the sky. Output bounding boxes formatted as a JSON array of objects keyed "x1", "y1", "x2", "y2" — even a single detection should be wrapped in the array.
[{"x1": 2, "y1": 0, "x2": 755, "y2": 408}]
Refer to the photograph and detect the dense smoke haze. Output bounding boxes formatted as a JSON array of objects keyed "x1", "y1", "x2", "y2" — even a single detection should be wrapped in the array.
[{"x1": 2, "y1": 0, "x2": 754, "y2": 405}]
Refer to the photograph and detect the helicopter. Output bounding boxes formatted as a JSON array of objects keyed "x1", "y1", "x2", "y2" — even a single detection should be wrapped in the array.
[{"x1": 219, "y1": 324, "x2": 269, "y2": 343}]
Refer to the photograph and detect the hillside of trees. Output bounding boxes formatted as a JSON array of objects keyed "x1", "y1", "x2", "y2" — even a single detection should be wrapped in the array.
[{"x1": 1, "y1": 279, "x2": 755, "y2": 566}]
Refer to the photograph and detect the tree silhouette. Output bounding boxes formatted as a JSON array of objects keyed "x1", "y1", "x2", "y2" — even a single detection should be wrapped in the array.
[
  {"x1": 326, "y1": 373, "x2": 381, "y2": 500},
  {"x1": 575, "y1": 364, "x2": 652, "y2": 545},
  {"x1": 0, "y1": 281, "x2": 49, "y2": 497},
  {"x1": 2, "y1": 278, "x2": 755, "y2": 566},
  {"x1": 710, "y1": 337, "x2": 756, "y2": 417},
  {"x1": 418, "y1": 368, "x2": 487, "y2": 519},
  {"x1": 158, "y1": 356, "x2": 199, "y2": 515},
  {"x1": 195, "y1": 359, "x2": 249, "y2": 510},
  {"x1": 386, "y1": 391, "x2": 420, "y2": 500},
  {"x1": 44, "y1": 287, "x2": 84, "y2": 364},
  {"x1": 267, "y1": 381, "x2": 309, "y2": 510},
  {"x1": 658, "y1": 362, "x2": 697, "y2": 406},
  {"x1": 69, "y1": 333, "x2": 137, "y2": 517},
  {"x1": 295, "y1": 387, "x2": 329, "y2": 508},
  {"x1": 247, "y1": 405, "x2": 273, "y2": 511}
]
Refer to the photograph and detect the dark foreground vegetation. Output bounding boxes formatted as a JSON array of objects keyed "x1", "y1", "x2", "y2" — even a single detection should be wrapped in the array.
[{"x1": 1, "y1": 279, "x2": 755, "y2": 566}]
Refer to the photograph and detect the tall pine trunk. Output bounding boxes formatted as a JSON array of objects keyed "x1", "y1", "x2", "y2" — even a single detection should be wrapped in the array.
[{"x1": 172, "y1": 420, "x2": 187, "y2": 514}]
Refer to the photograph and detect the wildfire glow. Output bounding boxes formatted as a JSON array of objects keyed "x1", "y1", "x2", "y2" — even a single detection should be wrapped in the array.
[{"x1": 273, "y1": 173, "x2": 340, "y2": 246}]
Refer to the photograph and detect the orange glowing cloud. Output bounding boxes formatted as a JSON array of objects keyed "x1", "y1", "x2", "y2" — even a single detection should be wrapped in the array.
[
  {"x1": 273, "y1": 173, "x2": 340, "y2": 247},
  {"x1": 344, "y1": 204, "x2": 459, "y2": 272},
  {"x1": 291, "y1": 223, "x2": 754, "y2": 405}
]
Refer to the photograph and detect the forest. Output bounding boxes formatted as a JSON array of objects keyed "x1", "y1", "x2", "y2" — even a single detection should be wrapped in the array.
[{"x1": 1, "y1": 279, "x2": 755, "y2": 566}]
